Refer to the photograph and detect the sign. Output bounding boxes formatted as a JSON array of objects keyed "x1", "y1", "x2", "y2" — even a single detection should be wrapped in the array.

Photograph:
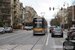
[{"x1": 60, "y1": 23, "x2": 62, "y2": 25}]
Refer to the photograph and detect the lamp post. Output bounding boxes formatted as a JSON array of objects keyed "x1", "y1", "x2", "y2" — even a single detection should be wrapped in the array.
[
  {"x1": 63, "y1": 2, "x2": 69, "y2": 31},
  {"x1": 72, "y1": 1, "x2": 74, "y2": 27},
  {"x1": 66, "y1": 3, "x2": 69, "y2": 31},
  {"x1": 72, "y1": 1, "x2": 74, "y2": 21},
  {"x1": 63, "y1": 2, "x2": 65, "y2": 30}
]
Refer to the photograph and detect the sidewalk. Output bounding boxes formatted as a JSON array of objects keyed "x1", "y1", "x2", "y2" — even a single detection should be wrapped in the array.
[{"x1": 13, "y1": 29, "x2": 24, "y2": 31}]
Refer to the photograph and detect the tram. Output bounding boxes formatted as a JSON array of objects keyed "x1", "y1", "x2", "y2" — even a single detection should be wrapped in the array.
[{"x1": 33, "y1": 17, "x2": 47, "y2": 35}]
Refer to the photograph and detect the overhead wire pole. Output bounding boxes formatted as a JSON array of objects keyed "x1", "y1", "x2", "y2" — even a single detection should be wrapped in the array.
[
  {"x1": 72, "y1": 1, "x2": 74, "y2": 27},
  {"x1": 72, "y1": 0, "x2": 74, "y2": 21},
  {"x1": 63, "y1": 2, "x2": 65, "y2": 30}
]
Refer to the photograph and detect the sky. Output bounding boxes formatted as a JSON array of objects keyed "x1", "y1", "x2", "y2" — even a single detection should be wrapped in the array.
[{"x1": 20, "y1": 0, "x2": 73, "y2": 27}]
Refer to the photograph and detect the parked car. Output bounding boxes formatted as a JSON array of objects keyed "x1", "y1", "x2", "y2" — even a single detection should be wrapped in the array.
[
  {"x1": 0, "y1": 27, "x2": 5, "y2": 34},
  {"x1": 51, "y1": 28, "x2": 63, "y2": 37},
  {"x1": 67, "y1": 27, "x2": 75, "y2": 37},
  {"x1": 4, "y1": 27, "x2": 13, "y2": 33},
  {"x1": 23, "y1": 26, "x2": 32, "y2": 30},
  {"x1": 63, "y1": 33, "x2": 75, "y2": 50}
]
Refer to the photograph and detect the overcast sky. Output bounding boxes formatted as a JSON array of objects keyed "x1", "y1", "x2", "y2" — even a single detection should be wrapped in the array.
[{"x1": 20, "y1": 0, "x2": 73, "y2": 27}]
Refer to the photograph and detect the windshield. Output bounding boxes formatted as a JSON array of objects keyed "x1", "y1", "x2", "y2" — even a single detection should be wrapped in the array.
[
  {"x1": 53, "y1": 28, "x2": 62, "y2": 31},
  {"x1": 5, "y1": 27, "x2": 11, "y2": 29},
  {"x1": 0, "y1": 28, "x2": 3, "y2": 30},
  {"x1": 34, "y1": 22, "x2": 42, "y2": 28},
  {"x1": 69, "y1": 35, "x2": 75, "y2": 40},
  {"x1": 33, "y1": 18, "x2": 42, "y2": 28}
]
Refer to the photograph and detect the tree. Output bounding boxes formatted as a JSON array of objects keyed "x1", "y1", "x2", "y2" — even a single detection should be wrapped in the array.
[
  {"x1": 0, "y1": 20, "x2": 3, "y2": 27},
  {"x1": 25, "y1": 22, "x2": 33, "y2": 26},
  {"x1": 50, "y1": 12, "x2": 62, "y2": 26}
]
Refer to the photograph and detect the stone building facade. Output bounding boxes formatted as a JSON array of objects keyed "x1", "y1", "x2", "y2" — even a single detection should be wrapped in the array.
[{"x1": 25, "y1": 6, "x2": 37, "y2": 23}]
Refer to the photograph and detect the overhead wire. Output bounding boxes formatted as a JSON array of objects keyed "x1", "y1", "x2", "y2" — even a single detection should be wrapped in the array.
[{"x1": 34, "y1": 0, "x2": 42, "y2": 11}]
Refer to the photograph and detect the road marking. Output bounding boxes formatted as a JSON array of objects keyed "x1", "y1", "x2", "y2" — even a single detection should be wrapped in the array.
[
  {"x1": 46, "y1": 33, "x2": 49, "y2": 45},
  {"x1": 0, "y1": 49, "x2": 7, "y2": 50},
  {"x1": 61, "y1": 40, "x2": 64, "y2": 43},
  {"x1": 64, "y1": 34, "x2": 67, "y2": 38},
  {"x1": 0, "y1": 44, "x2": 33, "y2": 50},
  {"x1": 14, "y1": 45, "x2": 33, "y2": 50},
  {"x1": 51, "y1": 45, "x2": 63, "y2": 48},
  {"x1": 0, "y1": 44, "x2": 17, "y2": 50},
  {"x1": 33, "y1": 44, "x2": 42, "y2": 50},
  {"x1": 53, "y1": 39, "x2": 56, "y2": 50}
]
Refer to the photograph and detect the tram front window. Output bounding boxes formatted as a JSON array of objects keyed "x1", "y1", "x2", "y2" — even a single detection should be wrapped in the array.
[{"x1": 34, "y1": 22, "x2": 42, "y2": 28}]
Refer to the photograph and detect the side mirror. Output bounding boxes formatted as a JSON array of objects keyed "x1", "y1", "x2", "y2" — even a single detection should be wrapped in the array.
[{"x1": 65, "y1": 38, "x2": 69, "y2": 40}]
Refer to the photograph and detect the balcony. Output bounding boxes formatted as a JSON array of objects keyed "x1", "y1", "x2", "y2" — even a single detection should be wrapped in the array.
[
  {"x1": 14, "y1": 8, "x2": 17, "y2": 11},
  {"x1": 3, "y1": 19, "x2": 11, "y2": 23},
  {"x1": 14, "y1": 16, "x2": 18, "y2": 18},
  {"x1": 0, "y1": 13, "x2": 11, "y2": 16},
  {"x1": 0, "y1": 0, "x2": 10, "y2": 3},
  {"x1": 0, "y1": 7, "x2": 11, "y2": 9},
  {"x1": 14, "y1": 2, "x2": 17, "y2": 7}
]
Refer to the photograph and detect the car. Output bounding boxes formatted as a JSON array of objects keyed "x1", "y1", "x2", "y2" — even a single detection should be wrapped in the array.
[
  {"x1": 67, "y1": 27, "x2": 75, "y2": 37},
  {"x1": 51, "y1": 28, "x2": 63, "y2": 37},
  {"x1": 50, "y1": 27, "x2": 53, "y2": 33},
  {"x1": 49, "y1": 26, "x2": 56, "y2": 33},
  {"x1": 0, "y1": 27, "x2": 5, "y2": 34},
  {"x1": 23, "y1": 26, "x2": 32, "y2": 30},
  {"x1": 30, "y1": 26, "x2": 33, "y2": 29},
  {"x1": 4, "y1": 27, "x2": 13, "y2": 33},
  {"x1": 63, "y1": 33, "x2": 75, "y2": 50}
]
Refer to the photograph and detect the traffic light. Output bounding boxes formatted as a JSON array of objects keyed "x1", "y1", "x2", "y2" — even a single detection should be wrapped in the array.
[
  {"x1": 61, "y1": 7, "x2": 63, "y2": 10},
  {"x1": 49, "y1": 7, "x2": 51, "y2": 10},
  {"x1": 53, "y1": 7, "x2": 54, "y2": 10}
]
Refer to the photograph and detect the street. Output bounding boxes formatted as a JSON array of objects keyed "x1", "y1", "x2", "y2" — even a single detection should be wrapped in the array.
[{"x1": 0, "y1": 29, "x2": 67, "y2": 50}]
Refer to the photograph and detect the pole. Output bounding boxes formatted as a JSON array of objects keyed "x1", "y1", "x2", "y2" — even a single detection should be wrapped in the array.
[
  {"x1": 63, "y1": 3, "x2": 65, "y2": 30},
  {"x1": 11, "y1": 8, "x2": 13, "y2": 28},
  {"x1": 67, "y1": 3, "x2": 69, "y2": 31},
  {"x1": 72, "y1": 5, "x2": 74, "y2": 21},
  {"x1": 72, "y1": 5, "x2": 74, "y2": 27}
]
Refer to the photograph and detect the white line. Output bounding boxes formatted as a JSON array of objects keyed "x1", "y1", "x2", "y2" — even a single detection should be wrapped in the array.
[
  {"x1": 53, "y1": 38, "x2": 56, "y2": 50},
  {"x1": 46, "y1": 33, "x2": 49, "y2": 45}
]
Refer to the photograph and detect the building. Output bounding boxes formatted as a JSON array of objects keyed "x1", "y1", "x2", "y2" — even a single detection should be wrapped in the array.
[
  {"x1": 20, "y1": 3, "x2": 26, "y2": 26},
  {"x1": 0, "y1": 0, "x2": 22, "y2": 27},
  {"x1": 25, "y1": 6, "x2": 37, "y2": 23},
  {"x1": 0, "y1": 0, "x2": 12, "y2": 27},
  {"x1": 13, "y1": 0, "x2": 21, "y2": 26},
  {"x1": 60, "y1": 5, "x2": 75, "y2": 29},
  {"x1": 0, "y1": 0, "x2": 38, "y2": 27}
]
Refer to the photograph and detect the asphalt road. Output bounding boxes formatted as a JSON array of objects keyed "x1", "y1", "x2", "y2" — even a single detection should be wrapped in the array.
[{"x1": 0, "y1": 29, "x2": 67, "y2": 50}]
